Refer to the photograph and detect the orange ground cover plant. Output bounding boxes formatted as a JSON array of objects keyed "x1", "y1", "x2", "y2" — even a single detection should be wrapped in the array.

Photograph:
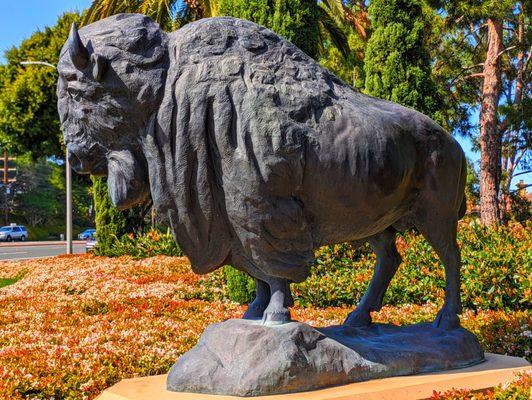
[{"x1": 0, "y1": 255, "x2": 529, "y2": 399}]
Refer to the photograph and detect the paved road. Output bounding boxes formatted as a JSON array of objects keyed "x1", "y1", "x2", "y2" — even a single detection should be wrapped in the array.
[{"x1": 0, "y1": 242, "x2": 86, "y2": 261}]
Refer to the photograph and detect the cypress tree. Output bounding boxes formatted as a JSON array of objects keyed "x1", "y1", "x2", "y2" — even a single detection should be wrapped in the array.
[
  {"x1": 217, "y1": 0, "x2": 270, "y2": 27},
  {"x1": 217, "y1": 0, "x2": 320, "y2": 59},
  {"x1": 91, "y1": 176, "x2": 145, "y2": 255},
  {"x1": 92, "y1": 176, "x2": 127, "y2": 255},
  {"x1": 364, "y1": 0, "x2": 441, "y2": 117},
  {"x1": 271, "y1": 0, "x2": 319, "y2": 59}
]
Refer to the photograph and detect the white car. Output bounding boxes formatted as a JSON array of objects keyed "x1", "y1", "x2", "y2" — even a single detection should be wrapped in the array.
[
  {"x1": 0, "y1": 225, "x2": 28, "y2": 242},
  {"x1": 86, "y1": 240, "x2": 97, "y2": 252}
]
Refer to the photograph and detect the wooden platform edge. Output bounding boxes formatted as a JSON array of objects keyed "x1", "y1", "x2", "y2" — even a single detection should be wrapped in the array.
[{"x1": 96, "y1": 353, "x2": 530, "y2": 400}]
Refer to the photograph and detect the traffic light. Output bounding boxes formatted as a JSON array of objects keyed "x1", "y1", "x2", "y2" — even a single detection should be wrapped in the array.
[{"x1": 0, "y1": 151, "x2": 17, "y2": 186}]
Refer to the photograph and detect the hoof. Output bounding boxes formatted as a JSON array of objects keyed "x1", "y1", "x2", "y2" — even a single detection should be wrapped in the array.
[
  {"x1": 344, "y1": 309, "x2": 372, "y2": 327},
  {"x1": 243, "y1": 302, "x2": 268, "y2": 320},
  {"x1": 433, "y1": 306, "x2": 461, "y2": 330},
  {"x1": 262, "y1": 308, "x2": 291, "y2": 325}
]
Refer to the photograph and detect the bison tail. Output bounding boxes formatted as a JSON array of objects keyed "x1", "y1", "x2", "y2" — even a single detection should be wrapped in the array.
[
  {"x1": 458, "y1": 194, "x2": 467, "y2": 220},
  {"x1": 457, "y1": 146, "x2": 467, "y2": 221}
]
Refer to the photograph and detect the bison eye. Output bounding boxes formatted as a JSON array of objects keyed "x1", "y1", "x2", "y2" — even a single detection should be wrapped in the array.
[{"x1": 67, "y1": 87, "x2": 83, "y2": 102}]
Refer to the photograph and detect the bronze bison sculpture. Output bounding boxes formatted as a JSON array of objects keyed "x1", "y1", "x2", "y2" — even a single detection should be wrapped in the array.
[{"x1": 58, "y1": 14, "x2": 467, "y2": 329}]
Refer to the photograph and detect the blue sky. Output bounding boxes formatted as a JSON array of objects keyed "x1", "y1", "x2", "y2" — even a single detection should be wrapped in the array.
[
  {"x1": 0, "y1": 1, "x2": 91, "y2": 62},
  {"x1": 0, "y1": 1, "x2": 527, "y2": 189}
]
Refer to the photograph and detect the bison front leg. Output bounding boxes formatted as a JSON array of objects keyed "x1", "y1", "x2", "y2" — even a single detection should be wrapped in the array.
[
  {"x1": 262, "y1": 278, "x2": 293, "y2": 324},
  {"x1": 344, "y1": 228, "x2": 401, "y2": 327},
  {"x1": 243, "y1": 279, "x2": 270, "y2": 320}
]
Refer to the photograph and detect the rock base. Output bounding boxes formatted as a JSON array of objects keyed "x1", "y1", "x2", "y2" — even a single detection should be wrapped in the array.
[{"x1": 167, "y1": 319, "x2": 484, "y2": 397}]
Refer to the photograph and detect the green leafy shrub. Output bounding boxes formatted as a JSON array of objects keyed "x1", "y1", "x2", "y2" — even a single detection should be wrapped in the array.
[
  {"x1": 461, "y1": 309, "x2": 530, "y2": 360},
  {"x1": 217, "y1": 0, "x2": 319, "y2": 59},
  {"x1": 103, "y1": 229, "x2": 182, "y2": 259},
  {"x1": 224, "y1": 266, "x2": 255, "y2": 304},
  {"x1": 26, "y1": 224, "x2": 87, "y2": 241},
  {"x1": 363, "y1": 0, "x2": 442, "y2": 119},
  {"x1": 292, "y1": 220, "x2": 531, "y2": 310},
  {"x1": 293, "y1": 242, "x2": 373, "y2": 307}
]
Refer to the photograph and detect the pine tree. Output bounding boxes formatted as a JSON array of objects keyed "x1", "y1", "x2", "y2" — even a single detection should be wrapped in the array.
[
  {"x1": 363, "y1": 0, "x2": 441, "y2": 118},
  {"x1": 432, "y1": 0, "x2": 529, "y2": 225}
]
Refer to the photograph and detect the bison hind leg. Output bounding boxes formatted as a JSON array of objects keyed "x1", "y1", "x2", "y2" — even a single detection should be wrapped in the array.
[
  {"x1": 415, "y1": 213, "x2": 462, "y2": 330},
  {"x1": 344, "y1": 228, "x2": 402, "y2": 327}
]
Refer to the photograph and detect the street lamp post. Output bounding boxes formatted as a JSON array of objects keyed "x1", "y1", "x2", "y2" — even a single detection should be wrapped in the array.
[
  {"x1": 66, "y1": 155, "x2": 73, "y2": 254},
  {"x1": 21, "y1": 61, "x2": 73, "y2": 254}
]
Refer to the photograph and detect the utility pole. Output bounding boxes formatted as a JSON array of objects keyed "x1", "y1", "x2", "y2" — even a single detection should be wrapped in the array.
[
  {"x1": 3, "y1": 150, "x2": 7, "y2": 225},
  {"x1": 66, "y1": 155, "x2": 73, "y2": 254},
  {"x1": 21, "y1": 60, "x2": 72, "y2": 253}
]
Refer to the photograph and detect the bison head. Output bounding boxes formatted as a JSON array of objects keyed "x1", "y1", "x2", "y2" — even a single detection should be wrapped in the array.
[{"x1": 57, "y1": 14, "x2": 168, "y2": 209}]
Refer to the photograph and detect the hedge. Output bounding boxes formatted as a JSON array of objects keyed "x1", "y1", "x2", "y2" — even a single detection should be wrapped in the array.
[
  {"x1": 102, "y1": 228, "x2": 182, "y2": 259},
  {"x1": 92, "y1": 219, "x2": 531, "y2": 312},
  {"x1": 225, "y1": 220, "x2": 531, "y2": 311}
]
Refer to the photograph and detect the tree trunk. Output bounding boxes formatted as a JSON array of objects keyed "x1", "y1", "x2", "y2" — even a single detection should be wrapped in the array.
[{"x1": 479, "y1": 19, "x2": 503, "y2": 226}]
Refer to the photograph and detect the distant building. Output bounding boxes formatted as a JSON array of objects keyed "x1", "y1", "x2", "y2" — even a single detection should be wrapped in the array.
[
  {"x1": 516, "y1": 180, "x2": 532, "y2": 203},
  {"x1": 469, "y1": 179, "x2": 530, "y2": 219}
]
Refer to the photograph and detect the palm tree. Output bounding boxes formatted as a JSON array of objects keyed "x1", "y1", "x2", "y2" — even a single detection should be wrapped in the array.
[
  {"x1": 83, "y1": 0, "x2": 369, "y2": 58},
  {"x1": 84, "y1": 0, "x2": 217, "y2": 30},
  {"x1": 318, "y1": 0, "x2": 369, "y2": 56}
]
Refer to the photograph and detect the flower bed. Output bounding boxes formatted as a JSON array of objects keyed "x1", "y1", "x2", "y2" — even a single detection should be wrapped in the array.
[
  {"x1": 430, "y1": 371, "x2": 530, "y2": 399},
  {"x1": 0, "y1": 255, "x2": 530, "y2": 399}
]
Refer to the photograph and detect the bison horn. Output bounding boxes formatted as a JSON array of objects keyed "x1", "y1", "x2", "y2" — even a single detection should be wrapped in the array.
[{"x1": 67, "y1": 23, "x2": 89, "y2": 69}]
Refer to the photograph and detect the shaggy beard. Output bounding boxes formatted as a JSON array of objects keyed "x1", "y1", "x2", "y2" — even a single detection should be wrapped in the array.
[{"x1": 107, "y1": 149, "x2": 150, "y2": 210}]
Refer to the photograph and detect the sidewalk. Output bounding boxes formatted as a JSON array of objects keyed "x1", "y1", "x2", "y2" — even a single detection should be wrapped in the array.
[{"x1": 0, "y1": 240, "x2": 85, "y2": 247}]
